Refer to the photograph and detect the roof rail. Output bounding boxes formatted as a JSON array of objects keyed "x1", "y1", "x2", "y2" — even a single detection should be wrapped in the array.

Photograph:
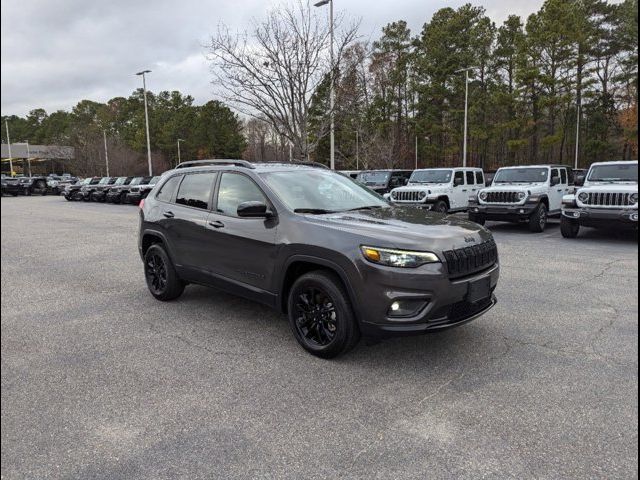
[
  {"x1": 175, "y1": 159, "x2": 255, "y2": 170},
  {"x1": 256, "y1": 160, "x2": 330, "y2": 170}
]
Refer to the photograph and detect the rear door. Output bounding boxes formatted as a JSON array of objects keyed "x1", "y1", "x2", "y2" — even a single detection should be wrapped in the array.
[
  {"x1": 160, "y1": 172, "x2": 217, "y2": 272},
  {"x1": 204, "y1": 172, "x2": 278, "y2": 294}
]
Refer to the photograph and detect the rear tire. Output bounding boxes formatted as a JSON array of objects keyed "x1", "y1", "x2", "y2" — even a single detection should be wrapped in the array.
[
  {"x1": 287, "y1": 271, "x2": 360, "y2": 359},
  {"x1": 120, "y1": 192, "x2": 128, "y2": 204},
  {"x1": 528, "y1": 203, "x2": 548, "y2": 233},
  {"x1": 561, "y1": 216, "x2": 580, "y2": 238},
  {"x1": 433, "y1": 200, "x2": 449, "y2": 214},
  {"x1": 144, "y1": 244, "x2": 185, "y2": 301}
]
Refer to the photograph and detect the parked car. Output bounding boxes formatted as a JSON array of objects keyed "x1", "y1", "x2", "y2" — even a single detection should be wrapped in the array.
[
  {"x1": 340, "y1": 170, "x2": 361, "y2": 179},
  {"x1": 105, "y1": 177, "x2": 136, "y2": 203},
  {"x1": 484, "y1": 170, "x2": 497, "y2": 186},
  {"x1": 355, "y1": 170, "x2": 413, "y2": 195},
  {"x1": 1, "y1": 176, "x2": 49, "y2": 196},
  {"x1": 46, "y1": 175, "x2": 78, "y2": 195},
  {"x1": 91, "y1": 176, "x2": 130, "y2": 202},
  {"x1": 138, "y1": 160, "x2": 499, "y2": 358},
  {"x1": 80, "y1": 177, "x2": 112, "y2": 201},
  {"x1": 386, "y1": 168, "x2": 485, "y2": 214},
  {"x1": 126, "y1": 176, "x2": 161, "y2": 204},
  {"x1": 468, "y1": 164, "x2": 572, "y2": 232},
  {"x1": 63, "y1": 177, "x2": 101, "y2": 201},
  {"x1": 560, "y1": 160, "x2": 638, "y2": 238}
]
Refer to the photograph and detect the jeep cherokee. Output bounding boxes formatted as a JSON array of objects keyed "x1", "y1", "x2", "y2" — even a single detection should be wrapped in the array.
[
  {"x1": 561, "y1": 160, "x2": 638, "y2": 238},
  {"x1": 468, "y1": 165, "x2": 572, "y2": 232},
  {"x1": 138, "y1": 160, "x2": 500, "y2": 358}
]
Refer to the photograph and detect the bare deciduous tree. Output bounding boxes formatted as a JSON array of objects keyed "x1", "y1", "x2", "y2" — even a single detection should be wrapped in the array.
[{"x1": 207, "y1": 1, "x2": 358, "y2": 160}]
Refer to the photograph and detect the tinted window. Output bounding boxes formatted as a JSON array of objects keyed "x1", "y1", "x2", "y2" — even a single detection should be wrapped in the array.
[
  {"x1": 217, "y1": 173, "x2": 267, "y2": 217},
  {"x1": 156, "y1": 175, "x2": 182, "y2": 203},
  {"x1": 466, "y1": 171, "x2": 474, "y2": 185},
  {"x1": 475, "y1": 171, "x2": 484, "y2": 185},
  {"x1": 454, "y1": 171, "x2": 464, "y2": 184},
  {"x1": 560, "y1": 169, "x2": 567, "y2": 184},
  {"x1": 551, "y1": 169, "x2": 559, "y2": 182},
  {"x1": 175, "y1": 173, "x2": 216, "y2": 210}
]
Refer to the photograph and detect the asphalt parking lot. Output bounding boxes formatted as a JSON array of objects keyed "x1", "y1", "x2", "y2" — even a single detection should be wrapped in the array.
[{"x1": 1, "y1": 196, "x2": 638, "y2": 479}]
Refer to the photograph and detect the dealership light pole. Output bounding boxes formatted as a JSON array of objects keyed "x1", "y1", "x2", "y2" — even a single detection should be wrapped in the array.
[
  {"x1": 574, "y1": 98, "x2": 581, "y2": 170},
  {"x1": 5, "y1": 119, "x2": 13, "y2": 176},
  {"x1": 136, "y1": 70, "x2": 153, "y2": 176},
  {"x1": 315, "y1": 0, "x2": 335, "y2": 170},
  {"x1": 177, "y1": 138, "x2": 185, "y2": 166},
  {"x1": 456, "y1": 67, "x2": 475, "y2": 167},
  {"x1": 103, "y1": 130, "x2": 110, "y2": 177}
]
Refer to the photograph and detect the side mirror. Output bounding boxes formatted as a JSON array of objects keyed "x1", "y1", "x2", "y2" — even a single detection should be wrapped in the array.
[
  {"x1": 550, "y1": 176, "x2": 560, "y2": 187},
  {"x1": 237, "y1": 201, "x2": 272, "y2": 218},
  {"x1": 454, "y1": 177, "x2": 464, "y2": 187},
  {"x1": 574, "y1": 175, "x2": 585, "y2": 187}
]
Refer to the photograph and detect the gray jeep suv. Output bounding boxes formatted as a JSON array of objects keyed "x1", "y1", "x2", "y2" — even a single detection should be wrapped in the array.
[{"x1": 138, "y1": 160, "x2": 500, "y2": 358}]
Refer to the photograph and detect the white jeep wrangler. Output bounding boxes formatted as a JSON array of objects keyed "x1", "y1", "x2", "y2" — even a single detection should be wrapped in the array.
[
  {"x1": 385, "y1": 168, "x2": 485, "y2": 213},
  {"x1": 468, "y1": 165, "x2": 572, "y2": 232},
  {"x1": 560, "y1": 160, "x2": 638, "y2": 238}
]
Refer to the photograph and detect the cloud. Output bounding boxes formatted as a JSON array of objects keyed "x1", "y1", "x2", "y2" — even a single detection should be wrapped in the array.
[{"x1": 1, "y1": 0, "x2": 544, "y2": 116}]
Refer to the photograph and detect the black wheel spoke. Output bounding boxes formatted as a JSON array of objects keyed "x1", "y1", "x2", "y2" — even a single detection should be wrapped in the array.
[{"x1": 293, "y1": 286, "x2": 338, "y2": 347}]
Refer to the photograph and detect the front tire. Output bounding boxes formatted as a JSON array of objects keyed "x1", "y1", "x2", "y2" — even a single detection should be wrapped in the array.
[
  {"x1": 433, "y1": 200, "x2": 449, "y2": 214},
  {"x1": 144, "y1": 244, "x2": 185, "y2": 301},
  {"x1": 561, "y1": 216, "x2": 580, "y2": 238},
  {"x1": 528, "y1": 203, "x2": 548, "y2": 233},
  {"x1": 287, "y1": 271, "x2": 360, "y2": 359}
]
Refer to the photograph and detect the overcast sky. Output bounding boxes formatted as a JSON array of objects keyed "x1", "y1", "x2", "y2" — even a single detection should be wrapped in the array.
[{"x1": 1, "y1": 0, "x2": 543, "y2": 117}]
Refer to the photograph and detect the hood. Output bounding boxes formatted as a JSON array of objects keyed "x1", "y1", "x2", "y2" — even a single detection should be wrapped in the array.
[
  {"x1": 482, "y1": 183, "x2": 547, "y2": 194},
  {"x1": 303, "y1": 206, "x2": 493, "y2": 252},
  {"x1": 579, "y1": 183, "x2": 637, "y2": 193},
  {"x1": 394, "y1": 183, "x2": 450, "y2": 193}
]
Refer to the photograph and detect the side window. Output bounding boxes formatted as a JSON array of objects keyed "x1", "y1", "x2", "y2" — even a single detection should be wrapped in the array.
[
  {"x1": 156, "y1": 175, "x2": 182, "y2": 203},
  {"x1": 560, "y1": 168, "x2": 568, "y2": 185},
  {"x1": 551, "y1": 169, "x2": 559, "y2": 183},
  {"x1": 465, "y1": 171, "x2": 475, "y2": 185},
  {"x1": 216, "y1": 173, "x2": 267, "y2": 217},
  {"x1": 175, "y1": 173, "x2": 216, "y2": 210},
  {"x1": 475, "y1": 171, "x2": 484, "y2": 185},
  {"x1": 454, "y1": 171, "x2": 464, "y2": 185}
]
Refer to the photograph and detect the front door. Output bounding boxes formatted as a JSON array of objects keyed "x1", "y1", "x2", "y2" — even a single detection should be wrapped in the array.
[
  {"x1": 548, "y1": 168, "x2": 566, "y2": 213},
  {"x1": 451, "y1": 170, "x2": 467, "y2": 210},
  {"x1": 204, "y1": 172, "x2": 278, "y2": 295}
]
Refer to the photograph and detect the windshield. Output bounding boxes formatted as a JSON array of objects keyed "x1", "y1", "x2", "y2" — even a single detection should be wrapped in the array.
[
  {"x1": 130, "y1": 177, "x2": 143, "y2": 185},
  {"x1": 82, "y1": 178, "x2": 92, "y2": 185},
  {"x1": 98, "y1": 177, "x2": 110, "y2": 185},
  {"x1": 356, "y1": 171, "x2": 391, "y2": 185},
  {"x1": 587, "y1": 164, "x2": 637, "y2": 182},
  {"x1": 261, "y1": 170, "x2": 389, "y2": 213},
  {"x1": 114, "y1": 177, "x2": 126, "y2": 185},
  {"x1": 409, "y1": 170, "x2": 452, "y2": 184},
  {"x1": 494, "y1": 168, "x2": 549, "y2": 184},
  {"x1": 149, "y1": 176, "x2": 161, "y2": 184}
]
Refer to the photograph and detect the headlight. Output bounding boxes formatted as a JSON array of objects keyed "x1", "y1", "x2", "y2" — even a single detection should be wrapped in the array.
[
  {"x1": 479, "y1": 191, "x2": 488, "y2": 201},
  {"x1": 419, "y1": 191, "x2": 426, "y2": 199},
  {"x1": 517, "y1": 192, "x2": 526, "y2": 201},
  {"x1": 630, "y1": 193, "x2": 638, "y2": 204},
  {"x1": 391, "y1": 191, "x2": 397, "y2": 199},
  {"x1": 578, "y1": 192, "x2": 589, "y2": 203},
  {"x1": 361, "y1": 246, "x2": 439, "y2": 268}
]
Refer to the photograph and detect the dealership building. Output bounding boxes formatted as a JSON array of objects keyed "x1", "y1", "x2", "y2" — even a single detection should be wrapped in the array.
[{"x1": 1, "y1": 144, "x2": 75, "y2": 176}]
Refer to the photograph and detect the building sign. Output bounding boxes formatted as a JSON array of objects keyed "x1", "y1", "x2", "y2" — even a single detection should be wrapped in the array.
[{"x1": 1, "y1": 144, "x2": 75, "y2": 160}]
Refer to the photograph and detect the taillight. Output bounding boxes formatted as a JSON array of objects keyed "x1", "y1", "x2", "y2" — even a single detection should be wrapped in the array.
[{"x1": 139, "y1": 199, "x2": 145, "y2": 209}]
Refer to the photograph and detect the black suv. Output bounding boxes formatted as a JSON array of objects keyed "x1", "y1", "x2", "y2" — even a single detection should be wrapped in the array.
[
  {"x1": 106, "y1": 176, "x2": 144, "y2": 204},
  {"x1": 138, "y1": 160, "x2": 499, "y2": 358},
  {"x1": 126, "y1": 176, "x2": 160, "y2": 204},
  {"x1": 92, "y1": 176, "x2": 132, "y2": 202},
  {"x1": 355, "y1": 170, "x2": 412, "y2": 195}
]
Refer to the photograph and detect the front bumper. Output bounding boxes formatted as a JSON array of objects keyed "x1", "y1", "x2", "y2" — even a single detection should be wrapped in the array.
[
  {"x1": 356, "y1": 261, "x2": 500, "y2": 338},
  {"x1": 562, "y1": 207, "x2": 638, "y2": 229},
  {"x1": 126, "y1": 192, "x2": 142, "y2": 204},
  {"x1": 469, "y1": 201, "x2": 537, "y2": 221}
]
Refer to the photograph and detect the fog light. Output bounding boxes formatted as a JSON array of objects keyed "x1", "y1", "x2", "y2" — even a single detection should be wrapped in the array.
[
  {"x1": 573, "y1": 212, "x2": 580, "y2": 218},
  {"x1": 387, "y1": 299, "x2": 428, "y2": 318},
  {"x1": 519, "y1": 209, "x2": 525, "y2": 214},
  {"x1": 474, "y1": 208, "x2": 479, "y2": 213},
  {"x1": 630, "y1": 213, "x2": 638, "y2": 222}
]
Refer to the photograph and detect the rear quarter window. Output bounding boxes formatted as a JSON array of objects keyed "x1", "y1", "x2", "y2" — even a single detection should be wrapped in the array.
[{"x1": 156, "y1": 175, "x2": 182, "y2": 203}]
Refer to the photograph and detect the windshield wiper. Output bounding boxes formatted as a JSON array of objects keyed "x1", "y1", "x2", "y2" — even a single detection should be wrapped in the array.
[
  {"x1": 343, "y1": 205, "x2": 385, "y2": 212},
  {"x1": 294, "y1": 208, "x2": 336, "y2": 214}
]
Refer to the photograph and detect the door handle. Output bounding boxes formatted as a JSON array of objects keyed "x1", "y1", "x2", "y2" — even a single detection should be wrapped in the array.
[
  {"x1": 557, "y1": 189, "x2": 563, "y2": 192},
  {"x1": 163, "y1": 211, "x2": 175, "y2": 218},
  {"x1": 208, "y1": 220, "x2": 225, "y2": 229},
  {"x1": 462, "y1": 189, "x2": 468, "y2": 192}
]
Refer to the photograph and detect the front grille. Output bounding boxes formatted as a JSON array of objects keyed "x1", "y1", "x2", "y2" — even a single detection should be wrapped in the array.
[
  {"x1": 484, "y1": 191, "x2": 521, "y2": 204},
  {"x1": 393, "y1": 190, "x2": 424, "y2": 202},
  {"x1": 582, "y1": 192, "x2": 634, "y2": 207},
  {"x1": 429, "y1": 296, "x2": 494, "y2": 324},
  {"x1": 129, "y1": 187, "x2": 140, "y2": 193},
  {"x1": 443, "y1": 239, "x2": 498, "y2": 278}
]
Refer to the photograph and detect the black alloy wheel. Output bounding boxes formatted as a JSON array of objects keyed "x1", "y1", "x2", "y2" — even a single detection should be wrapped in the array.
[
  {"x1": 143, "y1": 244, "x2": 185, "y2": 301},
  {"x1": 287, "y1": 271, "x2": 360, "y2": 358},
  {"x1": 292, "y1": 287, "x2": 338, "y2": 347}
]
